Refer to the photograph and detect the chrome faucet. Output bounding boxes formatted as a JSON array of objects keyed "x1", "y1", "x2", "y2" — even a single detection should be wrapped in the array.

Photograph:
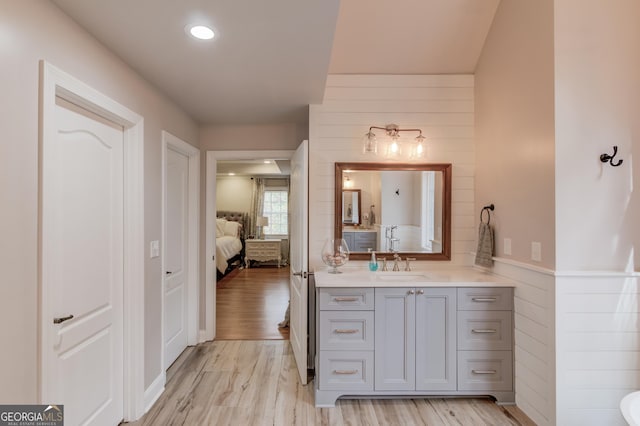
[{"x1": 392, "y1": 253, "x2": 401, "y2": 271}]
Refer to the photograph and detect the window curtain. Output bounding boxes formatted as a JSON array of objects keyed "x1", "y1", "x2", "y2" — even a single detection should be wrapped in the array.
[{"x1": 249, "y1": 177, "x2": 265, "y2": 237}]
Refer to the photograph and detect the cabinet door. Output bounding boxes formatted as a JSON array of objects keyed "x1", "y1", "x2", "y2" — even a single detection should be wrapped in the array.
[
  {"x1": 374, "y1": 288, "x2": 415, "y2": 391},
  {"x1": 342, "y1": 232, "x2": 355, "y2": 252},
  {"x1": 415, "y1": 288, "x2": 457, "y2": 391}
]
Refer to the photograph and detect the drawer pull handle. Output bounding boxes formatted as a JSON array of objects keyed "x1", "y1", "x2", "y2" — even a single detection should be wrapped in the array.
[
  {"x1": 333, "y1": 369, "x2": 359, "y2": 375},
  {"x1": 471, "y1": 329, "x2": 497, "y2": 334},
  {"x1": 472, "y1": 369, "x2": 497, "y2": 375},
  {"x1": 333, "y1": 297, "x2": 359, "y2": 302},
  {"x1": 471, "y1": 297, "x2": 497, "y2": 302},
  {"x1": 334, "y1": 329, "x2": 359, "y2": 334}
]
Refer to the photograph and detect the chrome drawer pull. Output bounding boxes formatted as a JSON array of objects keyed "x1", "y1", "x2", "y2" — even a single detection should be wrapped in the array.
[
  {"x1": 333, "y1": 297, "x2": 359, "y2": 302},
  {"x1": 472, "y1": 369, "x2": 497, "y2": 375},
  {"x1": 333, "y1": 369, "x2": 359, "y2": 375},
  {"x1": 471, "y1": 297, "x2": 497, "y2": 302},
  {"x1": 471, "y1": 329, "x2": 497, "y2": 334},
  {"x1": 334, "y1": 329, "x2": 359, "y2": 334}
]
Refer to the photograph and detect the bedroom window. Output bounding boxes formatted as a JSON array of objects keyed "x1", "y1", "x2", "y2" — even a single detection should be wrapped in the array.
[{"x1": 262, "y1": 190, "x2": 288, "y2": 236}]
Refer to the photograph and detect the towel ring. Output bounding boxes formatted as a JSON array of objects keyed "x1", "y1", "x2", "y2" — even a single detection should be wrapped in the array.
[{"x1": 480, "y1": 204, "x2": 495, "y2": 225}]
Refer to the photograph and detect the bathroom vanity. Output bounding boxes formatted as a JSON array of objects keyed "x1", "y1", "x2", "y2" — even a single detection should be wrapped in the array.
[{"x1": 314, "y1": 268, "x2": 515, "y2": 407}]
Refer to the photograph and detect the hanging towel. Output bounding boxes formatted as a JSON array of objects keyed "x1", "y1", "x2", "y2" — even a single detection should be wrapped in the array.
[{"x1": 474, "y1": 222, "x2": 494, "y2": 267}]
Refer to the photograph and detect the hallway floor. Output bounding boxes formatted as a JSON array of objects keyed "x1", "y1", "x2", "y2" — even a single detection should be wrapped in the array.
[
  {"x1": 216, "y1": 265, "x2": 290, "y2": 340},
  {"x1": 130, "y1": 340, "x2": 535, "y2": 425}
]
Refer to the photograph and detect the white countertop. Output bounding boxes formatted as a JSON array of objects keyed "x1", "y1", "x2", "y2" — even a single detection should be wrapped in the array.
[
  {"x1": 342, "y1": 228, "x2": 377, "y2": 233},
  {"x1": 314, "y1": 266, "x2": 514, "y2": 288}
]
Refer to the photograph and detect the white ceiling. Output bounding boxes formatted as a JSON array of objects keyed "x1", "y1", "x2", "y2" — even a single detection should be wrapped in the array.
[{"x1": 51, "y1": 0, "x2": 499, "y2": 125}]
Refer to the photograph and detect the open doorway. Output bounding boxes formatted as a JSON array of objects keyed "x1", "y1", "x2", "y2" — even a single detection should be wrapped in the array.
[{"x1": 205, "y1": 151, "x2": 294, "y2": 341}]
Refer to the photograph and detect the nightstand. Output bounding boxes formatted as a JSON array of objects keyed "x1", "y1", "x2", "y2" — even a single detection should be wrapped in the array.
[{"x1": 244, "y1": 239, "x2": 282, "y2": 268}]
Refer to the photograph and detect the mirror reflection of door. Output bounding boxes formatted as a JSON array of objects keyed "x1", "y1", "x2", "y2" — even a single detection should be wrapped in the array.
[{"x1": 342, "y1": 189, "x2": 361, "y2": 224}]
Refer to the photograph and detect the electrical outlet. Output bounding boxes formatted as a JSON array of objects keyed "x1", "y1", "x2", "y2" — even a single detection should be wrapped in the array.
[
  {"x1": 503, "y1": 238, "x2": 512, "y2": 256},
  {"x1": 531, "y1": 242, "x2": 542, "y2": 262}
]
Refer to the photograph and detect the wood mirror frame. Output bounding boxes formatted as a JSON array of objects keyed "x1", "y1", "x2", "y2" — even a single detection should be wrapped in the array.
[{"x1": 335, "y1": 162, "x2": 452, "y2": 261}]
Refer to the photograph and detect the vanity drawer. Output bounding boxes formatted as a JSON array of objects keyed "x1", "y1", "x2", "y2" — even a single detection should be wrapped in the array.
[
  {"x1": 319, "y1": 288, "x2": 375, "y2": 310},
  {"x1": 319, "y1": 351, "x2": 374, "y2": 391},
  {"x1": 457, "y1": 351, "x2": 513, "y2": 391},
  {"x1": 457, "y1": 287, "x2": 513, "y2": 311},
  {"x1": 457, "y1": 311, "x2": 512, "y2": 351},
  {"x1": 319, "y1": 311, "x2": 374, "y2": 351}
]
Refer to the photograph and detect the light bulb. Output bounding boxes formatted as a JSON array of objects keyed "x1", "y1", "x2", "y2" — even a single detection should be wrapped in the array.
[
  {"x1": 414, "y1": 134, "x2": 426, "y2": 158},
  {"x1": 390, "y1": 141, "x2": 399, "y2": 153}
]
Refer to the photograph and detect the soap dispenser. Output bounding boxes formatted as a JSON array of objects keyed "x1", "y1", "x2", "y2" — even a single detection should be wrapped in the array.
[{"x1": 369, "y1": 251, "x2": 378, "y2": 271}]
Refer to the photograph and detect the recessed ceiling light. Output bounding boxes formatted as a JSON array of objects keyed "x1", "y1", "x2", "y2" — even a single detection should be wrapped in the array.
[
  {"x1": 228, "y1": 172, "x2": 235, "y2": 176},
  {"x1": 264, "y1": 160, "x2": 272, "y2": 164},
  {"x1": 188, "y1": 25, "x2": 215, "y2": 40}
]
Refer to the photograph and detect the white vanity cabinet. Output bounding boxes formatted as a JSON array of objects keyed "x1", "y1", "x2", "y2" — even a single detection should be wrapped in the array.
[
  {"x1": 375, "y1": 287, "x2": 456, "y2": 391},
  {"x1": 314, "y1": 270, "x2": 515, "y2": 408}
]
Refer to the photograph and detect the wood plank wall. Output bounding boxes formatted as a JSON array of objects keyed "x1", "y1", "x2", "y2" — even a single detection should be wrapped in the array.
[{"x1": 309, "y1": 74, "x2": 476, "y2": 269}]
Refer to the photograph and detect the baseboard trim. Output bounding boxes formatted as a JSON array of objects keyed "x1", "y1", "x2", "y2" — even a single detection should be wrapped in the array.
[
  {"x1": 198, "y1": 329, "x2": 213, "y2": 343},
  {"x1": 144, "y1": 372, "x2": 166, "y2": 413}
]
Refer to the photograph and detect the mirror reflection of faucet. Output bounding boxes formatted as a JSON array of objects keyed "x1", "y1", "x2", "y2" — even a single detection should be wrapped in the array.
[{"x1": 385, "y1": 225, "x2": 400, "y2": 252}]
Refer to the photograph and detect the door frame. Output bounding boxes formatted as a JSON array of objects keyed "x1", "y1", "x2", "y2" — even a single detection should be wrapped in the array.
[
  {"x1": 39, "y1": 61, "x2": 146, "y2": 421},
  {"x1": 203, "y1": 150, "x2": 294, "y2": 341},
  {"x1": 161, "y1": 131, "x2": 200, "y2": 371}
]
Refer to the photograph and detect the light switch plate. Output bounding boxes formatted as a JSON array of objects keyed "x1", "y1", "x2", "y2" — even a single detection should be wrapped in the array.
[
  {"x1": 150, "y1": 240, "x2": 160, "y2": 258},
  {"x1": 531, "y1": 241, "x2": 542, "y2": 262},
  {"x1": 503, "y1": 238, "x2": 512, "y2": 255}
]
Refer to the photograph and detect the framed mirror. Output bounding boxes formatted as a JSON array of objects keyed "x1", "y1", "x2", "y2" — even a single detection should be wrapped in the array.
[
  {"x1": 335, "y1": 162, "x2": 452, "y2": 261},
  {"x1": 342, "y1": 189, "x2": 361, "y2": 225}
]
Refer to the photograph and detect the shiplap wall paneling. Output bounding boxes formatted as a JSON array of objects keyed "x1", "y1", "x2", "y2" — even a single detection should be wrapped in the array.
[{"x1": 309, "y1": 75, "x2": 475, "y2": 269}]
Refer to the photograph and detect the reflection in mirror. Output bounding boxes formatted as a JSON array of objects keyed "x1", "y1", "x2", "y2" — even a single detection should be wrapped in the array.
[
  {"x1": 342, "y1": 189, "x2": 361, "y2": 225},
  {"x1": 335, "y1": 163, "x2": 452, "y2": 261}
]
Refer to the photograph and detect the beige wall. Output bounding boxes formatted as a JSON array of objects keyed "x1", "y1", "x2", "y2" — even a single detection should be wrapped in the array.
[
  {"x1": 554, "y1": 0, "x2": 640, "y2": 271},
  {"x1": 199, "y1": 123, "x2": 308, "y2": 151},
  {"x1": 474, "y1": 0, "x2": 556, "y2": 269},
  {"x1": 0, "y1": 1, "x2": 199, "y2": 402},
  {"x1": 216, "y1": 176, "x2": 253, "y2": 212}
]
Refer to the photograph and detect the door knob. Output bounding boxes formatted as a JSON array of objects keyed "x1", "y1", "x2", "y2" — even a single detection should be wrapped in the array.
[
  {"x1": 166, "y1": 271, "x2": 173, "y2": 275},
  {"x1": 53, "y1": 314, "x2": 74, "y2": 324}
]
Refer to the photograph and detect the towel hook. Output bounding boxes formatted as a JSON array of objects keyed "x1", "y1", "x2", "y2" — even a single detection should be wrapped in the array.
[
  {"x1": 600, "y1": 146, "x2": 623, "y2": 167},
  {"x1": 480, "y1": 204, "x2": 494, "y2": 225}
]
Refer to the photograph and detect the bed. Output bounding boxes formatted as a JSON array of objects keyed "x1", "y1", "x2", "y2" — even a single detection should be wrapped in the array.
[{"x1": 215, "y1": 211, "x2": 248, "y2": 276}]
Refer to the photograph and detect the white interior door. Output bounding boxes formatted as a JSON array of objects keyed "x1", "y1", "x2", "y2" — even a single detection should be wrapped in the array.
[
  {"x1": 43, "y1": 97, "x2": 124, "y2": 425},
  {"x1": 164, "y1": 147, "x2": 189, "y2": 369},
  {"x1": 290, "y1": 140, "x2": 309, "y2": 385}
]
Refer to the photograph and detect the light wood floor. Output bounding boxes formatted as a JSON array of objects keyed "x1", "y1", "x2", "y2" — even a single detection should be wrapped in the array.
[
  {"x1": 216, "y1": 265, "x2": 290, "y2": 340},
  {"x1": 129, "y1": 340, "x2": 536, "y2": 426}
]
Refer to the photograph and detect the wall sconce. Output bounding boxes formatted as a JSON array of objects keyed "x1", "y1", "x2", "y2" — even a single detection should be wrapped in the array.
[
  {"x1": 343, "y1": 174, "x2": 353, "y2": 188},
  {"x1": 362, "y1": 123, "x2": 426, "y2": 160}
]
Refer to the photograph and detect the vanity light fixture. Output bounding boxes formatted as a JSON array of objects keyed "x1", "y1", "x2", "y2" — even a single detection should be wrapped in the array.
[{"x1": 363, "y1": 124, "x2": 426, "y2": 160}]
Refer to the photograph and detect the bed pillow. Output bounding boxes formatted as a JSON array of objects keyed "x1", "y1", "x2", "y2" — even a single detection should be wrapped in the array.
[
  {"x1": 216, "y1": 218, "x2": 227, "y2": 238},
  {"x1": 223, "y1": 220, "x2": 241, "y2": 238}
]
